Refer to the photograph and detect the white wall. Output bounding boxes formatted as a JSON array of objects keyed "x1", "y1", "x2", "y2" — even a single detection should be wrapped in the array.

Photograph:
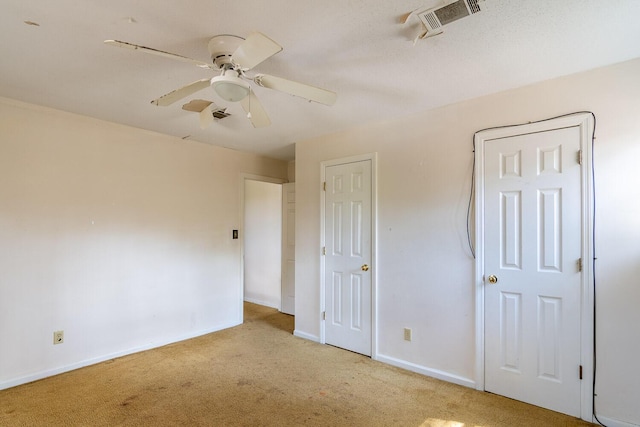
[
  {"x1": 0, "y1": 98, "x2": 288, "y2": 389},
  {"x1": 294, "y1": 57, "x2": 640, "y2": 426},
  {"x1": 244, "y1": 179, "x2": 282, "y2": 308}
]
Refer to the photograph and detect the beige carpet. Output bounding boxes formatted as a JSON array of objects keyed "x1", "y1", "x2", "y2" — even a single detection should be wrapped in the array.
[{"x1": 1, "y1": 302, "x2": 593, "y2": 426}]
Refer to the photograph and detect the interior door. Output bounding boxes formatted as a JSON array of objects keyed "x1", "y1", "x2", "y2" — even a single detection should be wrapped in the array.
[
  {"x1": 483, "y1": 126, "x2": 582, "y2": 416},
  {"x1": 324, "y1": 160, "x2": 372, "y2": 356},
  {"x1": 281, "y1": 183, "x2": 295, "y2": 315}
]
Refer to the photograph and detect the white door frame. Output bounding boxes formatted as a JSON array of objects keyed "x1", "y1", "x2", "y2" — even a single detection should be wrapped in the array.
[
  {"x1": 281, "y1": 182, "x2": 296, "y2": 315},
  {"x1": 474, "y1": 113, "x2": 594, "y2": 422},
  {"x1": 238, "y1": 173, "x2": 286, "y2": 323},
  {"x1": 320, "y1": 153, "x2": 378, "y2": 359}
]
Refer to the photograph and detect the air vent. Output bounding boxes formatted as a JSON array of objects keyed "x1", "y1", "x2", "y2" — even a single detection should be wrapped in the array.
[
  {"x1": 212, "y1": 109, "x2": 230, "y2": 119},
  {"x1": 413, "y1": 0, "x2": 483, "y2": 39},
  {"x1": 434, "y1": 0, "x2": 470, "y2": 26},
  {"x1": 421, "y1": 12, "x2": 441, "y2": 30},
  {"x1": 467, "y1": 0, "x2": 481, "y2": 13}
]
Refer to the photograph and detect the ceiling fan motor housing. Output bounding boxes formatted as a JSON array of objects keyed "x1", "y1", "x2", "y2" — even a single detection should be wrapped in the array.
[{"x1": 207, "y1": 35, "x2": 245, "y2": 69}]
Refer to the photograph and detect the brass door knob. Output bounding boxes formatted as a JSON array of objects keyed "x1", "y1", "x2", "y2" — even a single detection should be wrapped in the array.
[
  {"x1": 361, "y1": 264, "x2": 370, "y2": 271},
  {"x1": 487, "y1": 275, "x2": 498, "y2": 284}
]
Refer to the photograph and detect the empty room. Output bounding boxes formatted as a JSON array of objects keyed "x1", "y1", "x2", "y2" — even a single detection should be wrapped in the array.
[{"x1": 1, "y1": 1, "x2": 639, "y2": 426}]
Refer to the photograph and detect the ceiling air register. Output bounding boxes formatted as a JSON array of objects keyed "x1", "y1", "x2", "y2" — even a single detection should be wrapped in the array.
[{"x1": 403, "y1": 0, "x2": 484, "y2": 43}]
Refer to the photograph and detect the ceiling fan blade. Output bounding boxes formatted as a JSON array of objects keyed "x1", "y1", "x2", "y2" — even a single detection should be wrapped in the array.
[
  {"x1": 104, "y1": 40, "x2": 216, "y2": 69},
  {"x1": 253, "y1": 74, "x2": 337, "y2": 106},
  {"x1": 231, "y1": 32, "x2": 282, "y2": 71},
  {"x1": 151, "y1": 78, "x2": 212, "y2": 106},
  {"x1": 240, "y1": 90, "x2": 271, "y2": 128},
  {"x1": 182, "y1": 99, "x2": 216, "y2": 113},
  {"x1": 199, "y1": 104, "x2": 214, "y2": 129}
]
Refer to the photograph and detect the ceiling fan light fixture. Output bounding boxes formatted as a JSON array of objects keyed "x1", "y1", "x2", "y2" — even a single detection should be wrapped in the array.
[{"x1": 211, "y1": 70, "x2": 250, "y2": 102}]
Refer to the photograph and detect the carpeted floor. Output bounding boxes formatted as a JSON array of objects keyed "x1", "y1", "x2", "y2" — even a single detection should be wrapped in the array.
[{"x1": 1, "y1": 302, "x2": 593, "y2": 426}]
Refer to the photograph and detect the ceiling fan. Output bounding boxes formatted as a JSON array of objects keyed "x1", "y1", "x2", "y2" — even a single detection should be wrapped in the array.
[{"x1": 104, "y1": 32, "x2": 337, "y2": 128}]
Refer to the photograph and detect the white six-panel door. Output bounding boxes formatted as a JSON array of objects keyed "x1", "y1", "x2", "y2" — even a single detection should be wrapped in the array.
[
  {"x1": 324, "y1": 160, "x2": 372, "y2": 356},
  {"x1": 483, "y1": 126, "x2": 583, "y2": 417}
]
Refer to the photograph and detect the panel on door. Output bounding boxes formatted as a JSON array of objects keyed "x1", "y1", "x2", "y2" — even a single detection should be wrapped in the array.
[
  {"x1": 324, "y1": 160, "x2": 372, "y2": 356},
  {"x1": 483, "y1": 127, "x2": 582, "y2": 417}
]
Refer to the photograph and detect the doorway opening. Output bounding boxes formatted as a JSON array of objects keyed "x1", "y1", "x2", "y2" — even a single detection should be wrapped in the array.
[{"x1": 243, "y1": 179, "x2": 283, "y2": 309}]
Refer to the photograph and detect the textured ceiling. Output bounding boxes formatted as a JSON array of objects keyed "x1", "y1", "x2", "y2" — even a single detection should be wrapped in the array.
[{"x1": 1, "y1": 0, "x2": 639, "y2": 160}]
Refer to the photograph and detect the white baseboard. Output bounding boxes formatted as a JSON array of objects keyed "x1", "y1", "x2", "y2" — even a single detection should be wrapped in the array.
[
  {"x1": 0, "y1": 320, "x2": 240, "y2": 391},
  {"x1": 595, "y1": 415, "x2": 640, "y2": 427},
  {"x1": 243, "y1": 297, "x2": 280, "y2": 310},
  {"x1": 290, "y1": 335, "x2": 475, "y2": 388},
  {"x1": 293, "y1": 329, "x2": 320, "y2": 342},
  {"x1": 375, "y1": 354, "x2": 476, "y2": 389}
]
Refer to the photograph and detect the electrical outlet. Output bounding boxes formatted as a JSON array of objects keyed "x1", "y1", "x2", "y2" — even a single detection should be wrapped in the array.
[
  {"x1": 404, "y1": 328, "x2": 412, "y2": 342},
  {"x1": 53, "y1": 330, "x2": 64, "y2": 345}
]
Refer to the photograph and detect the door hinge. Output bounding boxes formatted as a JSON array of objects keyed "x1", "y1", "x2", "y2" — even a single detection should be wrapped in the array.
[
  {"x1": 322, "y1": 246, "x2": 326, "y2": 256},
  {"x1": 323, "y1": 181, "x2": 326, "y2": 191},
  {"x1": 578, "y1": 258, "x2": 583, "y2": 272},
  {"x1": 577, "y1": 150, "x2": 583, "y2": 165},
  {"x1": 579, "y1": 365, "x2": 583, "y2": 380},
  {"x1": 322, "y1": 311, "x2": 326, "y2": 320}
]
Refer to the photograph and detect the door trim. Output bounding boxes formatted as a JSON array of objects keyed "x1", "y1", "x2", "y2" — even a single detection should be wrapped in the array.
[
  {"x1": 281, "y1": 182, "x2": 296, "y2": 315},
  {"x1": 320, "y1": 153, "x2": 378, "y2": 359},
  {"x1": 474, "y1": 113, "x2": 594, "y2": 422}
]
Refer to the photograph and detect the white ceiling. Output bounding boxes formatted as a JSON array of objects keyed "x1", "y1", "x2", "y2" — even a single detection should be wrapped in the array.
[{"x1": 2, "y1": 1, "x2": 639, "y2": 160}]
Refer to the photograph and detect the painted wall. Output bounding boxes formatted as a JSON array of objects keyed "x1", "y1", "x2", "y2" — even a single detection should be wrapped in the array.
[
  {"x1": 244, "y1": 179, "x2": 282, "y2": 308},
  {"x1": 294, "y1": 57, "x2": 640, "y2": 426},
  {"x1": 0, "y1": 98, "x2": 288, "y2": 389}
]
